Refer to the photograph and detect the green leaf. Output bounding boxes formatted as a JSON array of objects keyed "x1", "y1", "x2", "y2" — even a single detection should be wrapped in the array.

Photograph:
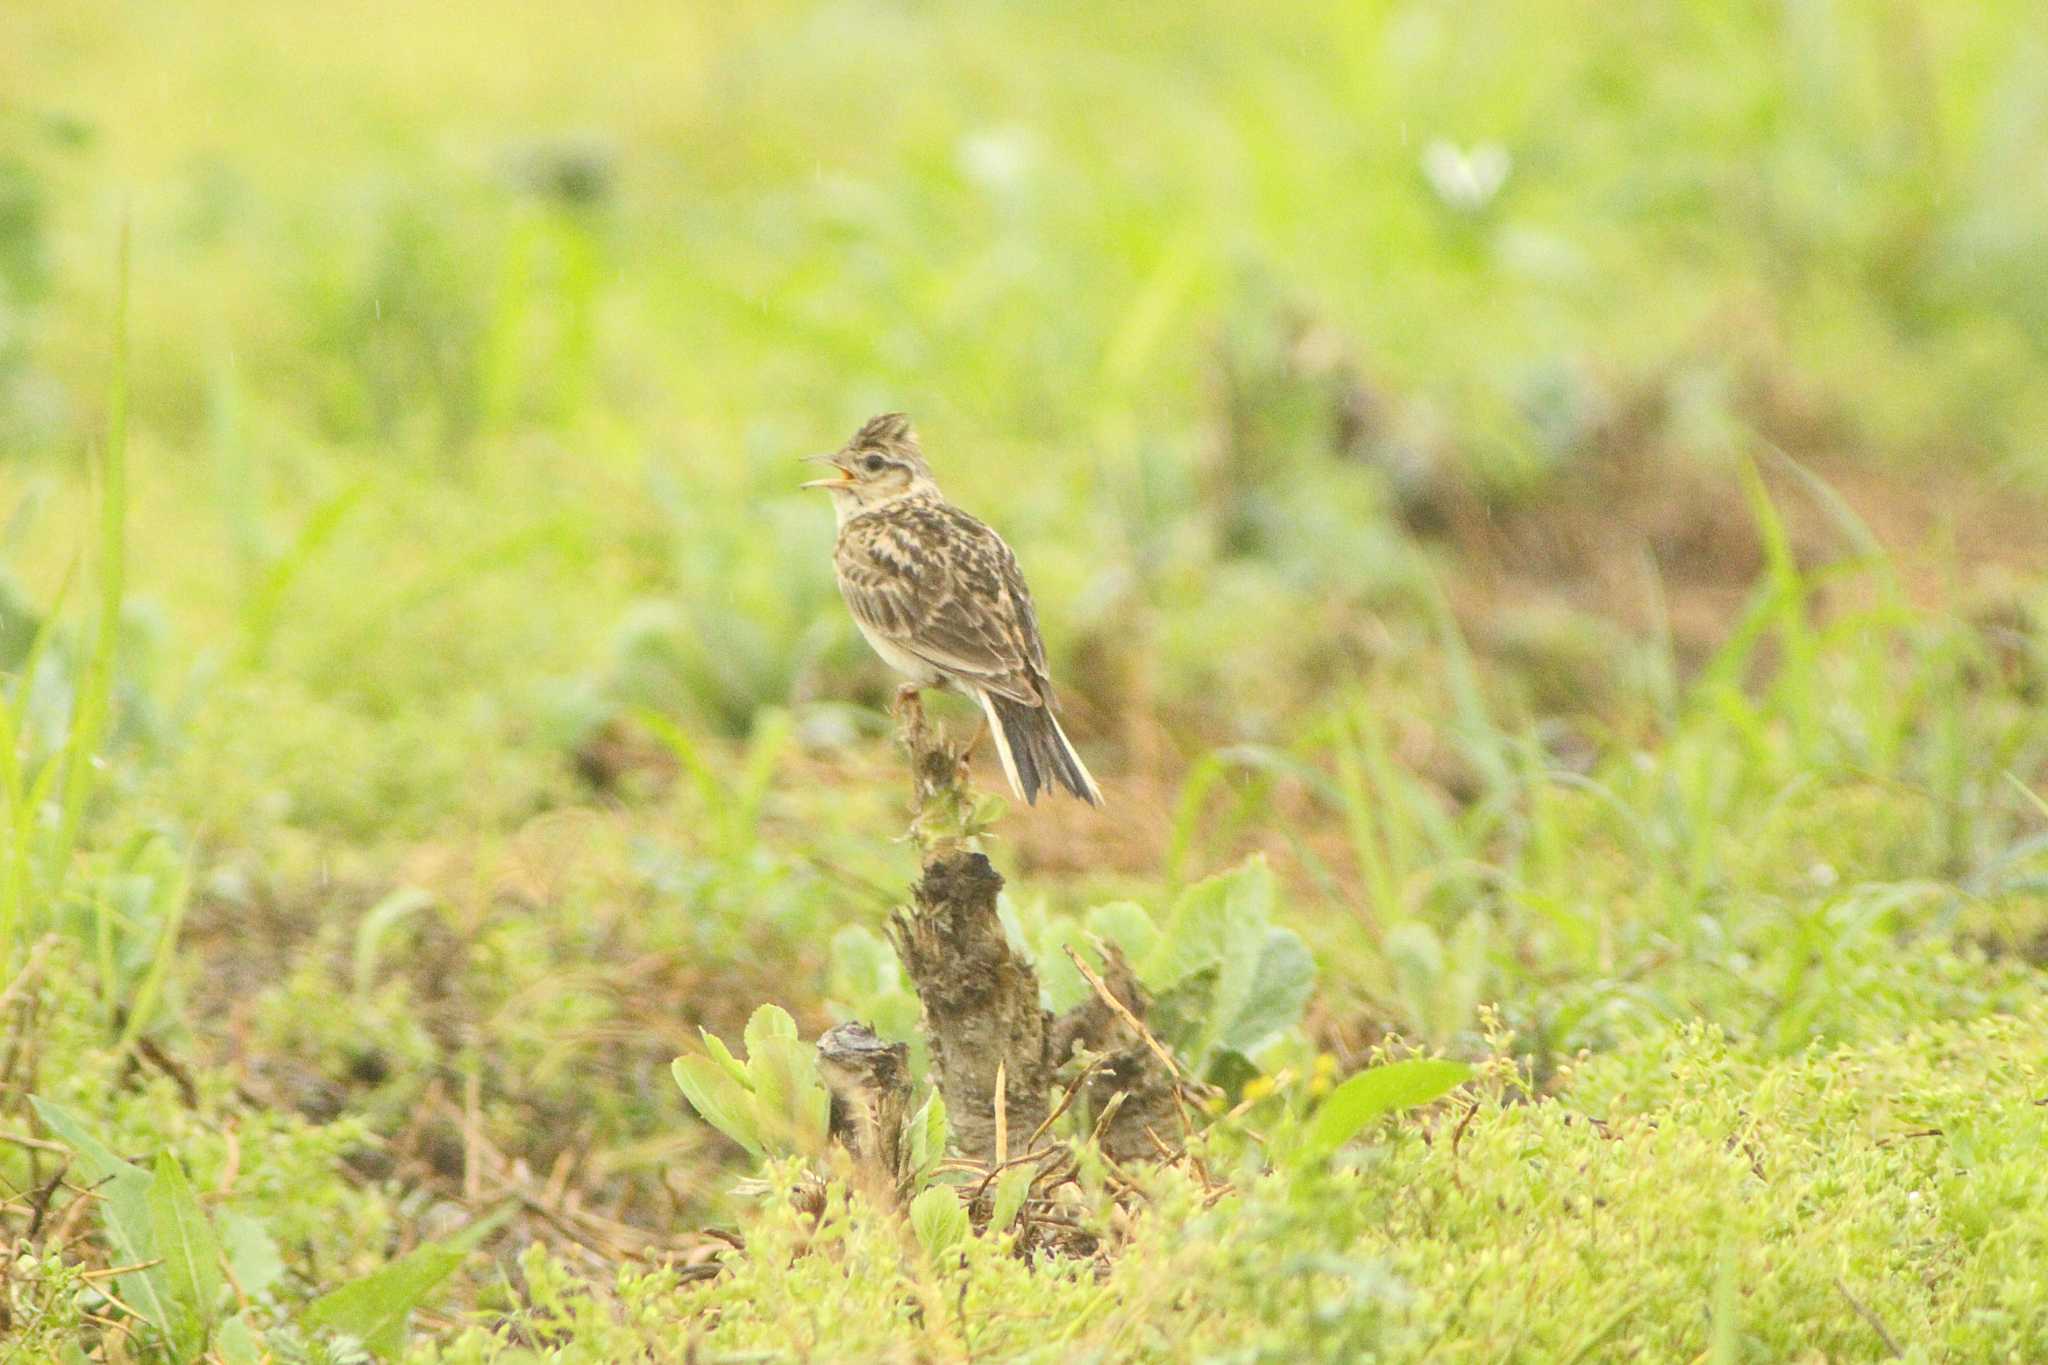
[
  {"x1": 303, "y1": 1219, "x2": 495, "y2": 1360},
  {"x1": 1039, "y1": 905, "x2": 1161, "y2": 1016},
  {"x1": 672, "y1": 1055, "x2": 764, "y2": 1157},
  {"x1": 830, "y1": 925, "x2": 901, "y2": 1002},
  {"x1": 1085, "y1": 901, "x2": 1160, "y2": 966},
  {"x1": 1033, "y1": 916, "x2": 1091, "y2": 1014},
  {"x1": 1151, "y1": 856, "x2": 1275, "y2": 1064},
  {"x1": 906, "y1": 1091, "x2": 949, "y2": 1184},
  {"x1": 1218, "y1": 927, "x2": 1315, "y2": 1055},
  {"x1": 351, "y1": 887, "x2": 437, "y2": 998},
  {"x1": 700, "y1": 1029, "x2": 754, "y2": 1092},
  {"x1": 1144, "y1": 858, "x2": 1262, "y2": 992},
  {"x1": 909, "y1": 1184, "x2": 967, "y2": 1259},
  {"x1": 990, "y1": 1164, "x2": 1033, "y2": 1234},
  {"x1": 147, "y1": 1151, "x2": 223, "y2": 1347},
  {"x1": 746, "y1": 1035, "x2": 831, "y2": 1156},
  {"x1": 219, "y1": 1208, "x2": 286, "y2": 1298},
  {"x1": 30, "y1": 1097, "x2": 176, "y2": 1339},
  {"x1": 1304, "y1": 1059, "x2": 1472, "y2": 1160},
  {"x1": 677, "y1": 1010, "x2": 829, "y2": 1160},
  {"x1": 743, "y1": 1002, "x2": 799, "y2": 1053},
  {"x1": 30, "y1": 1095, "x2": 131, "y2": 1187},
  {"x1": 216, "y1": 1315, "x2": 264, "y2": 1365}
]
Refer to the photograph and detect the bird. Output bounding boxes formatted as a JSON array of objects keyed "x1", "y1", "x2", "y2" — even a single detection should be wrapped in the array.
[{"x1": 802, "y1": 413, "x2": 1103, "y2": 807}]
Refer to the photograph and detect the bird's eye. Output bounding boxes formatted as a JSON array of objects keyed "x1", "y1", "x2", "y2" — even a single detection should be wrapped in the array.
[{"x1": 861, "y1": 455, "x2": 886, "y2": 473}]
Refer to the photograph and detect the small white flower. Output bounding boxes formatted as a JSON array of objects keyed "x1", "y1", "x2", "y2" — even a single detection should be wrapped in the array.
[
  {"x1": 958, "y1": 126, "x2": 1036, "y2": 197},
  {"x1": 1422, "y1": 140, "x2": 1511, "y2": 211}
]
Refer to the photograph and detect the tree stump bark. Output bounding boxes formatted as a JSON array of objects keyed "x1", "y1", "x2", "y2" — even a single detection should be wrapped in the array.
[
  {"x1": 1046, "y1": 945, "x2": 1184, "y2": 1165},
  {"x1": 883, "y1": 696, "x2": 1181, "y2": 1170},
  {"x1": 816, "y1": 1021, "x2": 912, "y2": 1193},
  {"x1": 887, "y1": 852, "x2": 1050, "y2": 1165}
]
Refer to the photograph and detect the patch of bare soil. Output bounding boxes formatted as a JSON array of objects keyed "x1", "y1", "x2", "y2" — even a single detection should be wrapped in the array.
[{"x1": 1226, "y1": 302, "x2": 2048, "y2": 672}]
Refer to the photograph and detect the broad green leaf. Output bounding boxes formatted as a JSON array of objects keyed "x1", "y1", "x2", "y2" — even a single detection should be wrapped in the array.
[
  {"x1": 990, "y1": 1164, "x2": 1033, "y2": 1234},
  {"x1": 1141, "y1": 872, "x2": 1229, "y2": 992},
  {"x1": 30, "y1": 1094, "x2": 132, "y2": 1187},
  {"x1": 216, "y1": 1315, "x2": 263, "y2": 1365},
  {"x1": 1033, "y1": 916, "x2": 1091, "y2": 1014},
  {"x1": 303, "y1": 1222, "x2": 490, "y2": 1360},
  {"x1": 679, "y1": 1010, "x2": 828, "y2": 1161},
  {"x1": 219, "y1": 1208, "x2": 286, "y2": 1298},
  {"x1": 1169, "y1": 857, "x2": 1275, "y2": 1064},
  {"x1": 1143, "y1": 855, "x2": 1275, "y2": 996},
  {"x1": 909, "y1": 1184, "x2": 967, "y2": 1259},
  {"x1": 147, "y1": 1151, "x2": 224, "y2": 1347},
  {"x1": 743, "y1": 1002, "x2": 799, "y2": 1053},
  {"x1": 31, "y1": 1097, "x2": 176, "y2": 1338},
  {"x1": 746, "y1": 1035, "x2": 831, "y2": 1156},
  {"x1": 30, "y1": 1096, "x2": 134, "y2": 1186},
  {"x1": 1304, "y1": 1059, "x2": 1472, "y2": 1160},
  {"x1": 1218, "y1": 927, "x2": 1315, "y2": 1055},
  {"x1": 1040, "y1": 906, "x2": 1159, "y2": 1016},
  {"x1": 1085, "y1": 901, "x2": 1160, "y2": 966},
  {"x1": 994, "y1": 892, "x2": 1033, "y2": 956},
  {"x1": 672, "y1": 1056, "x2": 764, "y2": 1157}
]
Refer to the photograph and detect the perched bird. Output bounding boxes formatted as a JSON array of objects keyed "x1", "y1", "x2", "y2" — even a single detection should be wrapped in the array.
[{"x1": 802, "y1": 413, "x2": 1103, "y2": 806}]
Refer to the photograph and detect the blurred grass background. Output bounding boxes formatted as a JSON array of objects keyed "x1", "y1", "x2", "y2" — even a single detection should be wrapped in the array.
[{"x1": 4, "y1": 0, "x2": 2048, "y2": 1357}]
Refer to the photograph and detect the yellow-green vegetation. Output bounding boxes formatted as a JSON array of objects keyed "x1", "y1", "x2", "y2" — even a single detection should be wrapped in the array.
[{"x1": 3, "y1": 0, "x2": 2047, "y2": 1360}]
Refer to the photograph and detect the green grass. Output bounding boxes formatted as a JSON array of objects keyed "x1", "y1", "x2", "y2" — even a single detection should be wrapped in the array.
[
  {"x1": 1, "y1": 0, "x2": 2047, "y2": 1359},
  {"x1": 449, "y1": 1009, "x2": 2048, "y2": 1362}
]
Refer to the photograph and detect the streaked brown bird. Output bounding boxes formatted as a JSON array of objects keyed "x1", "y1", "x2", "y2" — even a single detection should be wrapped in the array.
[{"x1": 802, "y1": 413, "x2": 1103, "y2": 806}]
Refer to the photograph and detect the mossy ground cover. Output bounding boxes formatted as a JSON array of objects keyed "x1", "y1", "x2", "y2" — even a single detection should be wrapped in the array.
[{"x1": 2, "y1": 1, "x2": 2046, "y2": 1360}]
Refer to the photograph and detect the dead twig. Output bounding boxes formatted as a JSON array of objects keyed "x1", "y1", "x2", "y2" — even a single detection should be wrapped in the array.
[
  {"x1": 1085, "y1": 1091, "x2": 1127, "y2": 1151},
  {"x1": 132, "y1": 1036, "x2": 201, "y2": 1110},
  {"x1": 1834, "y1": 1277, "x2": 1904, "y2": 1359},
  {"x1": 1030, "y1": 1054, "x2": 1108, "y2": 1149},
  {"x1": 0, "y1": 1131, "x2": 68, "y2": 1155},
  {"x1": 1450, "y1": 1100, "x2": 1480, "y2": 1156},
  {"x1": 993, "y1": 1060, "x2": 1009, "y2": 1166},
  {"x1": 1062, "y1": 946, "x2": 1187, "y2": 1087}
]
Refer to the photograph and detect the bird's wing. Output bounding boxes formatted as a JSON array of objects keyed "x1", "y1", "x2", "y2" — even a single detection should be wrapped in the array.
[{"x1": 837, "y1": 502, "x2": 1048, "y2": 705}]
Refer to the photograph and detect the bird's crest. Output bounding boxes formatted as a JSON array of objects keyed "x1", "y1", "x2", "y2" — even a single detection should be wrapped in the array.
[{"x1": 852, "y1": 412, "x2": 917, "y2": 452}]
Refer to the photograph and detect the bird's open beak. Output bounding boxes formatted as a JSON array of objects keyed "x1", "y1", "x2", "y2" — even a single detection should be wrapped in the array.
[{"x1": 799, "y1": 452, "x2": 854, "y2": 490}]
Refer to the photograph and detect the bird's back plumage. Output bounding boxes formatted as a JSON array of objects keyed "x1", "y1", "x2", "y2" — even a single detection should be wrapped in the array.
[{"x1": 834, "y1": 494, "x2": 1100, "y2": 806}]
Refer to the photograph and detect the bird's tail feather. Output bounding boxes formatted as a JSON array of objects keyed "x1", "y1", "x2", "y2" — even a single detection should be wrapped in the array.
[{"x1": 978, "y1": 690, "x2": 1103, "y2": 807}]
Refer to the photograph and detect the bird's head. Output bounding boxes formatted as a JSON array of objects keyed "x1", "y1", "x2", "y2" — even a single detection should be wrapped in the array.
[{"x1": 801, "y1": 413, "x2": 941, "y2": 510}]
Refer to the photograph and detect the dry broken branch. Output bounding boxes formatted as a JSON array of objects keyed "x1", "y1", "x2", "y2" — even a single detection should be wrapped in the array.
[
  {"x1": 816, "y1": 1021, "x2": 912, "y2": 1196},
  {"x1": 888, "y1": 851, "x2": 1052, "y2": 1166}
]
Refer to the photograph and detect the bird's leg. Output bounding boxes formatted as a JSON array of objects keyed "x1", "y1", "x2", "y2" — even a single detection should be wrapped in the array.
[
  {"x1": 946, "y1": 716, "x2": 987, "y2": 789},
  {"x1": 890, "y1": 684, "x2": 945, "y2": 822},
  {"x1": 890, "y1": 685, "x2": 929, "y2": 771},
  {"x1": 889, "y1": 685, "x2": 926, "y2": 750},
  {"x1": 958, "y1": 716, "x2": 991, "y2": 769}
]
